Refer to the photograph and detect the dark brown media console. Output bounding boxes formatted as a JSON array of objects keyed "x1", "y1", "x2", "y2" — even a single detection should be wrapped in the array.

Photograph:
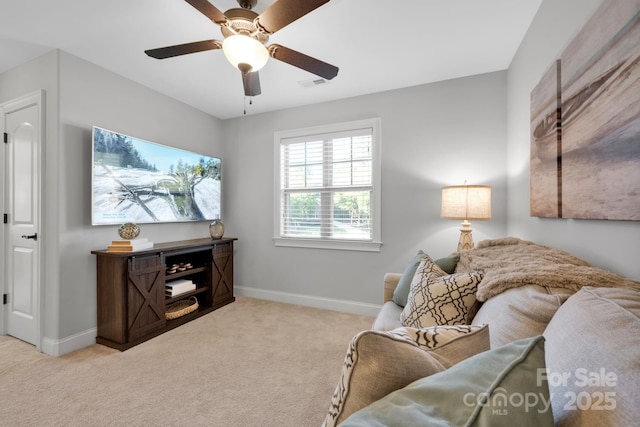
[{"x1": 91, "y1": 237, "x2": 236, "y2": 351}]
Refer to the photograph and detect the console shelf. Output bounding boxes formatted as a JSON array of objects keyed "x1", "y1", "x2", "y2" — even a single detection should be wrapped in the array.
[
  {"x1": 165, "y1": 286, "x2": 209, "y2": 304},
  {"x1": 91, "y1": 237, "x2": 236, "y2": 351}
]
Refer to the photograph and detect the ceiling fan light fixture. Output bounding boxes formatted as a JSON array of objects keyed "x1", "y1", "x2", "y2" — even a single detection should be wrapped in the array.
[{"x1": 222, "y1": 35, "x2": 269, "y2": 71}]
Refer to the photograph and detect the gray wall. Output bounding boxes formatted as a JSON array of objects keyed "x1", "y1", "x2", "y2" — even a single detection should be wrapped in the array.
[
  {"x1": 56, "y1": 52, "x2": 225, "y2": 343},
  {"x1": 506, "y1": 0, "x2": 640, "y2": 281},
  {"x1": 1, "y1": 0, "x2": 637, "y2": 356},
  {"x1": 1, "y1": 51, "x2": 225, "y2": 354},
  {"x1": 223, "y1": 71, "x2": 508, "y2": 311},
  {"x1": 0, "y1": 51, "x2": 61, "y2": 343}
]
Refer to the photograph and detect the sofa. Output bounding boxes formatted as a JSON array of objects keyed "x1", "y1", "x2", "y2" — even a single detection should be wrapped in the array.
[{"x1": 322, "y1": 238, "x2": 640, "y2": 426}]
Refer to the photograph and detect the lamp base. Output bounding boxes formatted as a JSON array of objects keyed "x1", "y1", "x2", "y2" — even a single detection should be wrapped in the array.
[{"x1": 457, "y1": 220, "x2": 474, "y2": 252}]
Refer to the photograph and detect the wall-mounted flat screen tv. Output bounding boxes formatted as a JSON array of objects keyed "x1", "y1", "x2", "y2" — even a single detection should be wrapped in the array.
[{"x1": 91, "y1": 126, "x2": 221, "y2": 225}]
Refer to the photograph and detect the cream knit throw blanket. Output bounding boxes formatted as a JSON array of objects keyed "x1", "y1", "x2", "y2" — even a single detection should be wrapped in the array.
[{"x1": 456, "y1": 237, "x2": 640, "y2": 301}]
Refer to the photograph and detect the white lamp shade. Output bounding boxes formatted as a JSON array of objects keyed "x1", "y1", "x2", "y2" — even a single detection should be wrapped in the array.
[
  {"x1": 222, "y1": 35, "x2": 269, "y2": 71},
  {"x1": 441, "y1": 185, "x2": 492, "y2": 220}
]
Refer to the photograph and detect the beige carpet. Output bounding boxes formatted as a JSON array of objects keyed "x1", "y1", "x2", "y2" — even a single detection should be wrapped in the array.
[{"x1": 0, "y1": 297, "x2": 374, "y2": 427}]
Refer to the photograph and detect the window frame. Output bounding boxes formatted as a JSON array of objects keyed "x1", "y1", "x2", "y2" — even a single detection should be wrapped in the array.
[{"x1": 273, "y1": 118, "x2": 382, "y2": 252}]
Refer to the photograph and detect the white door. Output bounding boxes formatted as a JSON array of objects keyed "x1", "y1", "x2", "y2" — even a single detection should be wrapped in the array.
[{"x1": 1, "y1": 91, "x2": 43, "y2": 346}]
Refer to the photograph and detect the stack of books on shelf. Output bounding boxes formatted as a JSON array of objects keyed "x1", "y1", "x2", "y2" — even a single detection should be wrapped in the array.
[
  {"x1": 107, "y1": 238, "x2": 154, "y2": 252},
  {"x1": 165, "y1": 279, "x2": 196, "y2": 297}
]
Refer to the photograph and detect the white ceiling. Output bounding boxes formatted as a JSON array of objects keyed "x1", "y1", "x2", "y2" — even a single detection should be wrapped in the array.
[{"x1": 0, "y1": 0, "x2": 542, "y2": 119}]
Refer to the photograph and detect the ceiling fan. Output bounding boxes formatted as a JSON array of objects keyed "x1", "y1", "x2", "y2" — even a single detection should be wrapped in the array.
[{"x1": 145, "y1": 0, "x2": 339, "y2": 97}]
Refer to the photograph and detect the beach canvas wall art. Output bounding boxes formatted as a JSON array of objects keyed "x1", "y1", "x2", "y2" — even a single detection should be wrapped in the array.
[
  {"x1": 531, "y1": 60, "x2": 562, "y2": 218},
  {"x1": 530, "y1": 0, "x2": 640, "y2": 220}
]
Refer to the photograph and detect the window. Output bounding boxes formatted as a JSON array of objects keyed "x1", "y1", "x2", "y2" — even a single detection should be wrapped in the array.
[{"x1": 274, "y1": 118, "x2": 382, "y2": 251}]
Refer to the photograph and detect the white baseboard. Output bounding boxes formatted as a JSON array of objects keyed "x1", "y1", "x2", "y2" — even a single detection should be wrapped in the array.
[
  {"x1": 235, "y1": 286, "x2": 381, "y2": 317},
  {"x1": 40, "y1": 327, "x2": 97, "y2": 357},
  {"x1": 37, "y1": 289, "x2": 380, "y2": 356}
]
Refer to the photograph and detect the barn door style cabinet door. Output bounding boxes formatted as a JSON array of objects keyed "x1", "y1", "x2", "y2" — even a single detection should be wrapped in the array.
[
  {"x1": 212, "y1": 242, "x2": 234, "y2": 304},
  {"x1": 126, "y1": 254, "x2": 166, "y2": 342},
  {"x1": 92, "y1": 237, "x2": 236, "y2": 351}
]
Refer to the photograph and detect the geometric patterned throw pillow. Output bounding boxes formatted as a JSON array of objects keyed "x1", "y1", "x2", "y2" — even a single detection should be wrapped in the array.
[
  {"x1": 411, "y1": 253, "x2": 448, "y2": 286},
  {"x1": 401, "y1": 257, "x2": 483, "y2": 328}
]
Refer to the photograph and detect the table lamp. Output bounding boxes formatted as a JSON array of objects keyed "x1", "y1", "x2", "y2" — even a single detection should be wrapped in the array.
[{"x1": 441, "y1": 184, "x2": 491, "y2": 252}]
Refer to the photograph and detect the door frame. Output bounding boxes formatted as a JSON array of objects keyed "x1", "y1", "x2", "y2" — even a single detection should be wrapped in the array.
[{"x1": 1, "y1": 90, "x2": 45, "y2": 350}]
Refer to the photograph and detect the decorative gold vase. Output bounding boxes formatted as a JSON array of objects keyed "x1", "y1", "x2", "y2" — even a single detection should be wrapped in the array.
[{"x1": 209, "y1": 219, "x2": 224, "y2": 240}]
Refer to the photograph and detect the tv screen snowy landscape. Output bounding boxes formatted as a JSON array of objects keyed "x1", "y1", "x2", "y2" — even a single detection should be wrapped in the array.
[{"x1": 92, "y1": 126, "x2": 221, "y2": 225}]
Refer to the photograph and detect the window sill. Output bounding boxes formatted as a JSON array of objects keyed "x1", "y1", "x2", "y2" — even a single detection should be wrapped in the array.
[{"x1": 273, "y1": 237, "x2": 383, "y2": 252}]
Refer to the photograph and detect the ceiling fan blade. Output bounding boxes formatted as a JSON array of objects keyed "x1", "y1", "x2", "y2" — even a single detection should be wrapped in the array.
[
  {"x1": 268, "y1": 44, "x2": 338, "y2": 80},
  {"x1": 242, "y1": 70, "x2": 261, "y2": 97},
  {"x1": 185, "y1": 0, "x2": 227, "y2": 24},
  {"x1": 256, "y1": 0, "x2": 330, "y2": 34},
  {"x1": 145, "y1": 40, "x2": 222, "y2": 59}
]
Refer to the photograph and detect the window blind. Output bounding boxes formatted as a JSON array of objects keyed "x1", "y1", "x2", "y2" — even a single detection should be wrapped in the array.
[{"x1": 279, "y1": 127, "x2": 373, "y2": 240}]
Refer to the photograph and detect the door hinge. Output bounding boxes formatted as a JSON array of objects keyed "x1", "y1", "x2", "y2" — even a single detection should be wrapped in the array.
[
  {"x1": 3, "y1": 213, "x2": 7, "y2": 224},
  {"x1": 3, "y1": 294, "x2": 7, "y2": 305},
  {"x1": 3, "y1": 132, "x2": 7, "y2": 143}
]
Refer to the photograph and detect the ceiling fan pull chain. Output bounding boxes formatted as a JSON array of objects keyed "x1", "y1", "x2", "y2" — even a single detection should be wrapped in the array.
[{"x1": 242, "y1": 96, "x2": 255, "y2": 115}]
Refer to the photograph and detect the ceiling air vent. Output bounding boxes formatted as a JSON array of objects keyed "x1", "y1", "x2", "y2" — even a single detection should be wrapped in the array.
[{"x1": 298, "y1": 78, "x2": 329, "y2": 88}]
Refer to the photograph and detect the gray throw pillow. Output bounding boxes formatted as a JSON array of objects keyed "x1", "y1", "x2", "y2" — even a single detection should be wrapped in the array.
[
  {"x1": 543, "y1": 286, "x2": 640, "y2": 425},
  {"x1": 392, "y1": 251, "x2": 460, "y2": 307}
]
